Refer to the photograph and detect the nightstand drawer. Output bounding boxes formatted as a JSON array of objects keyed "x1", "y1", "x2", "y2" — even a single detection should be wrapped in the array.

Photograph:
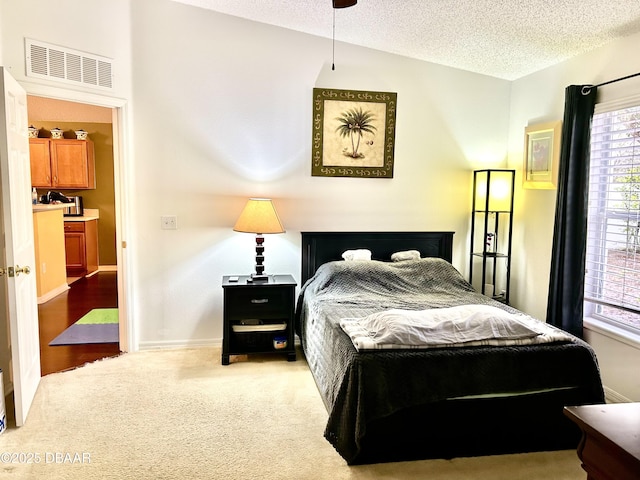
[{"x1": 225, "y1": 287, "x2": 291, "y2": 318}]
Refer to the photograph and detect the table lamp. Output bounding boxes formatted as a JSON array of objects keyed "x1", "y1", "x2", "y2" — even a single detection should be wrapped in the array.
[{"x1": 233, "y1": 198, "x2": 285, "y2": 281}]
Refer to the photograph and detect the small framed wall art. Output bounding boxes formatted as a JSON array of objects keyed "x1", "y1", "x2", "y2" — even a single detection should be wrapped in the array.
[
  {"x1": 311, "y1": 87, "x2": 397, "y2": 178},
  {"x1": 523, "y1": 121, "x2": 562, "y2": 189}
]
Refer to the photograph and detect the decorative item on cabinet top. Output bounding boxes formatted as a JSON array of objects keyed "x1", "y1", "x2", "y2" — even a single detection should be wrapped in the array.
[
  {"x1": 27, "y1": 126, "x2": 91, "y2": 140},
  {"x1": 75, "y1": 129, "x2": 88, "y2": 140}
]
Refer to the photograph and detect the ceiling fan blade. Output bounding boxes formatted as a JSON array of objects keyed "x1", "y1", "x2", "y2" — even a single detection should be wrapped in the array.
[{"x1": 333, "y1": 0, "x2": 357, "y2": 8}]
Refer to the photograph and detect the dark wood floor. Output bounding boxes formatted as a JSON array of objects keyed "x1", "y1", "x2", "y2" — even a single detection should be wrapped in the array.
[{"x1": 38, "y1": 271, "x2": 121, "y2": 376}]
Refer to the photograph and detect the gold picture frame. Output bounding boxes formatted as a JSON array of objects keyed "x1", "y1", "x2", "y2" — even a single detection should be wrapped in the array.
[
  {"x1": 311, "y1": 87, "x2": 397, "y2": 178},
  {"x1": 523, "y1": 121, "x2": 562, "y2": 189}
]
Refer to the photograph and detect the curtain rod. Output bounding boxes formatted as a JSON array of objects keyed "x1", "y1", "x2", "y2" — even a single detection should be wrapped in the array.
[{"x1": 582, "y1": 71, "x2": 640, "y2": 95}]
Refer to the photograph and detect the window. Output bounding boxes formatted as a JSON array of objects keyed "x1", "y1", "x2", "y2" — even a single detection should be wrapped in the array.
[{"x1": 585, "y1": 101, "x2": 640, "y2": 334}]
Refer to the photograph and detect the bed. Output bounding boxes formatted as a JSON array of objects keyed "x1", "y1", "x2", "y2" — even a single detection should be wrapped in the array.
[{"x1": 295, "y1": 231, "x2": 605, "y2": 465}]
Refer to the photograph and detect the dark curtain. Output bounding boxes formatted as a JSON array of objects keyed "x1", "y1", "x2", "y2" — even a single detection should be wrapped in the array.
[{"x1": 546, "y1": 85, "x2": 598, "y2": 338}]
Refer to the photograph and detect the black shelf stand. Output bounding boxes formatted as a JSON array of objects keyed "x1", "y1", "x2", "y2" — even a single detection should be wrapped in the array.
[{"x1": 469, "y1": 169, "x2": 515, "y2": 304}]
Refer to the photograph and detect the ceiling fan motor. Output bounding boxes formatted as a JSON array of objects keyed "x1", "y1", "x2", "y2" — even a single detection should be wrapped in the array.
[{"x1": 332, "y1": 0, "x2": 357, "y2": 8}]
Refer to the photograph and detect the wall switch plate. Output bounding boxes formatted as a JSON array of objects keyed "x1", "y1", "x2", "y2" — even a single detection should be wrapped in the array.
[{"x1": 161, "y1": 215, "x2": 178, "y2": 230}]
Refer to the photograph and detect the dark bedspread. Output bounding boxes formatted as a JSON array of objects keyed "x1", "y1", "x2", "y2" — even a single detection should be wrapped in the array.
[{"x1": 295, "y1": 258, "x2": 605, "y2": 464}]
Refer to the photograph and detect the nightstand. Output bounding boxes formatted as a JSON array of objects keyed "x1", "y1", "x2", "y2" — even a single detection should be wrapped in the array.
[{"x1": 221, "y1": 274, "x2": 297, "y2": 365}]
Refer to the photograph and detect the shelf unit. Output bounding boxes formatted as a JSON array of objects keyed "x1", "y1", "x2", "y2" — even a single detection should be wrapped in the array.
[{"x1": 469, "y1": 169, "x2": 515, "y2": 304}]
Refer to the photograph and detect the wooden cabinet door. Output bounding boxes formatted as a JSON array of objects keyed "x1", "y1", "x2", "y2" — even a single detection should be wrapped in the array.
[
  {"x1": 64, "y1": 220, "x2": 99, "y2": 276},
  {"x1": 84, "y1": 219, "x2": 99, "y2": 275},
  {"x1": 50, "y1": 139, "x2": 95, "y2": 189},
  {"x1": 64, "y1": 223, "x2": 86, "y2": 275},
  {"x1": 29, "y1": 138, "x2": 52, "y2": 187},
  {"x1": 64, "y1": 232, "x2": 86, "y2": 271}
]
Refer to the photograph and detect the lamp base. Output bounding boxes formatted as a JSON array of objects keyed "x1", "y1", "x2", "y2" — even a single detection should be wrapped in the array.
[
  {"x1": 248, "y1": 273, "x2": 270, "y2": 283},
  {"x1": 247, "y1": 234, "x2": 270, "y2": 282}
]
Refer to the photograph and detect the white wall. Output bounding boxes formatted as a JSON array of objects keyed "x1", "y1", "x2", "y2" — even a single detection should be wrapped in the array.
[
  {"x1": 0, "y1": 0, "x2": 132, "y2": 100},
  {"x1": 0, "y1": 0, "x2": 511, "y2": 348},
  {"x1": 127, "y1": 0, "x2": 511, "y2": 347},
  {"x1": 508, "y1": 31, "x2": 640, "y2": 401},
  {"x1": 0, "y1": 18, "x2": 4, "y2": 66}
]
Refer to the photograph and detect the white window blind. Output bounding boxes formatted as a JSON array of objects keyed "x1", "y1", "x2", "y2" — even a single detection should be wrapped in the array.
[{"x1": 585, "y1": 103, "x2": 640, "y2": 333}]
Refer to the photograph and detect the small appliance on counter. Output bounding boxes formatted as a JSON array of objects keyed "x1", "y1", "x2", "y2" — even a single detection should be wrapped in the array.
[
  {"x1": 39, "y1": 191, "x2": 71, "y2": 204},
  {"x1": 37, "y1": 191, "x2": 84, "y2": 217},
  {"x1": 63, "y1": 196, "x2": 84, "y2": 217}
]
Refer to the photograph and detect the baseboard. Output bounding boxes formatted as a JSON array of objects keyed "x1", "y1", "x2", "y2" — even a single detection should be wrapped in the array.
[
  {"x1": 604, "y1": 386, "x2": 632, "y2": 403},
  {"x1": 37, "y1": 283, "x2": 70, "y2": 304},
  {"x1": 139, "y1": 337, "x2": 301, "y2": 351},
  {"x1": 86, "y1": 266, "x2": 116, "y2": 278},
  {"x1": 139, "y1": 339, "x2": 221, "y2": 350}
]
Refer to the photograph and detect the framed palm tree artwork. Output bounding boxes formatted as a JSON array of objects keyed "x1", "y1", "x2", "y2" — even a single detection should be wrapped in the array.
[{"x1": 311, "y1": 87, "x2": 397, "y2": 178}]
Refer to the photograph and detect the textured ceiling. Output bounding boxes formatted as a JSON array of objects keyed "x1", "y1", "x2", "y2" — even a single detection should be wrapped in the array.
[{"x1": 172, "y1": 0, "x2": 640, "y2": 80}]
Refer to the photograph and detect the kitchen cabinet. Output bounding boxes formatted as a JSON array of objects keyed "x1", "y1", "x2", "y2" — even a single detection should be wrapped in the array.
[
  {"x1": 64, "y1": 219, "x2": 99, "y2": 276},
  {"x1": 29, "y1": 138, "x2": 96, "y2": 189}
]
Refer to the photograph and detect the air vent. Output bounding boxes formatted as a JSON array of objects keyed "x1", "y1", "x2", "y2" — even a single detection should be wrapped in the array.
[{"x1": 25, "y1": 38, "x2": 113, "y2": 90}]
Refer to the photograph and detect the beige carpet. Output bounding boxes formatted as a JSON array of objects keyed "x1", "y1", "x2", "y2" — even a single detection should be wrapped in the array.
[{"x1": 0, "y1": 347, "x2": 585, "y2": 479}]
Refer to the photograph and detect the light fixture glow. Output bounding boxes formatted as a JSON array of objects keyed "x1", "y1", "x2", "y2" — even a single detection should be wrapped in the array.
[{"x1": 473, "y1": 170, "x2": 514, "y2": 212}]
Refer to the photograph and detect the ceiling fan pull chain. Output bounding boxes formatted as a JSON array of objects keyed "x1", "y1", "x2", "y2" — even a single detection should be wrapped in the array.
[
  {"x1": 332, "y1": 8, "x2": 336, "y2": 70},
  {"x1": 331, "y1": 0, "x2": 356, "y2": 70}
]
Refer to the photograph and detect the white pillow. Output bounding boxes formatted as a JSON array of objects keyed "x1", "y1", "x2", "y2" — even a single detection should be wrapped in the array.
[
  {"x1": 391, "y1": 250, "x2": 420, "y2": 262},
  {"x1": 342, "y1": 249, "x2": 372, "y2": 261}
]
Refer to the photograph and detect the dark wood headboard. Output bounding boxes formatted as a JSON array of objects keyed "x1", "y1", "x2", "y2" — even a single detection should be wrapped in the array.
[{"x1": 301, "y1": 231, "x2": 454, "y2": 285}]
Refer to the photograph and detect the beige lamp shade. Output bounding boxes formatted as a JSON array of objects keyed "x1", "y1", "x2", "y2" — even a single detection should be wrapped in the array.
[{"x1": 233, "y1": 198, "x2": 285, "y2": 234}]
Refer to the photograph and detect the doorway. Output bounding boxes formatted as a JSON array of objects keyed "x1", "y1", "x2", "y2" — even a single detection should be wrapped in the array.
[
  {"x1": 29, "y1": 96, "x2": 119, "y2": 373},
  {"x1": 25, "y1": 88, "x2": 131, "y2": 370}
]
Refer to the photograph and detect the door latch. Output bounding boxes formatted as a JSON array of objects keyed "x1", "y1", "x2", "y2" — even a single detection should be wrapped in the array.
[{"x1": 7, "y1": 265, "x2": 31, "y2": 277}]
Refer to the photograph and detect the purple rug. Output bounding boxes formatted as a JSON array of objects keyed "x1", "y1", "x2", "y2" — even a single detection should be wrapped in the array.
[
  {"x1": 49, "y1": 309, "x2": 119, "y2": 346},
  {"x1": 49, "y1": 324, "x2": 118, "y2": 346}
]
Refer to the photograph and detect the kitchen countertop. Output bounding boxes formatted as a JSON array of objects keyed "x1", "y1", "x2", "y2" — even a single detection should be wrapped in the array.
[
  {"x1": 64, "y1": 215, "x2": 99, "y2": 222},
  {"x1": 63, "y1": 208, "x2": 100, "y2": 222},
  {"x1": 32, "y1": 204, "x2": 99, "y2": 221},
  {"x1": 32, "y1": 203, "x2": 68, "y2": 212}
]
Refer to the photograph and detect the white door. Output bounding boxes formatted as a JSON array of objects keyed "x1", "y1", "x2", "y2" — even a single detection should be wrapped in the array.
[{"x1": 0, "y1": 67, "x2": 40, "y2": 426}]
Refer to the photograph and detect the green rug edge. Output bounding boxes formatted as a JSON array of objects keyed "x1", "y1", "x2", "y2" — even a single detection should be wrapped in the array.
[{"x1": 76, "y1": 308, "x2": 119, "y2": 325}]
